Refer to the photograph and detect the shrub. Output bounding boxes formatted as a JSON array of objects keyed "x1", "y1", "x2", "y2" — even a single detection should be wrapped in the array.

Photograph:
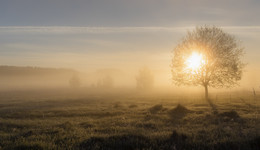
[{"x1": 149, "y1": 104, "x2": 163, "y2": 114}]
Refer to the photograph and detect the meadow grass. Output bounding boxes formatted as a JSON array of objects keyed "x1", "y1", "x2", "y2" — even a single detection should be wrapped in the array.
[{"x1": 0, "y1": 90, "x2": 259, "y2": 149}]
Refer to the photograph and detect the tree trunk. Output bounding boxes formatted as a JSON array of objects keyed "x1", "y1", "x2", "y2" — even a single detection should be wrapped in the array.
[
  {"x1": 204, "y1": 84, "x2": 217, "y2": 113},
  {"x1": 204, "y1": 84, "x2": 209, "y2": 101}
]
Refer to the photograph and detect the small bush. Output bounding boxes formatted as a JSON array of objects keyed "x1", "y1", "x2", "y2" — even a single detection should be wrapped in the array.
[
  {"x1": 113, "y1": 103, "x2": 121, "y2": 108},
  {"x1": 149, "y1": 104, "x2": 163, "y2": 114},
  {"x1": 168, "y1": 104, "x2": 191, "y2": 119},
  {"x1": 169, "y1": 104, "x2": 190, "y2": 114},
  {"x1": 218, "y1": 110, "x2": 240, "y2": 119},
  {"x1": 129, "y1": 104, "x2": 138, "y2": 108},
  {"x1": 218, "y1": 110, "x2": 243, "y2": 122}
]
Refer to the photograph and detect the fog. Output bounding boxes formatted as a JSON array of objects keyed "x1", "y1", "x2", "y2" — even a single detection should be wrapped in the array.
[
  {"x1": 0, "y1": 26, "x2": 260, "y2": 93},
  {"x1": 0, "y1": 64, "x2": 259, "y2": 96}
]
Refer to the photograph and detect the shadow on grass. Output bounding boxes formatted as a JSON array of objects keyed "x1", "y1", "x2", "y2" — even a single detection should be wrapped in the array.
[
  {"x1": 78, "y1": 130, "x2": 189, "y2": 150},
  {"x1": 78, "y1": 131, "x2": 260, "y2": 150},
  {"x1": 207, "y1": 98, "x2": 218, "y2": 114}
]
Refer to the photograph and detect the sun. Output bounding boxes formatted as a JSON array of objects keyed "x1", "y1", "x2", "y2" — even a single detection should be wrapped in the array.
[{"x1": 185, "y1": 52, "x2": 205, "y2": 72}]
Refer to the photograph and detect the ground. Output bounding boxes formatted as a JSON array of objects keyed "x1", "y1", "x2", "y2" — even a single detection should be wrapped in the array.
[{"x1": 0, "y1": 89, "x2": 259, "y2": 150}]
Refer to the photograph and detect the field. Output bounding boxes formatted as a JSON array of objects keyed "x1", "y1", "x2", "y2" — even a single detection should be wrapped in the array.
[{"x1": 0, "y1": 89, "x2": 259, "y2": 150}]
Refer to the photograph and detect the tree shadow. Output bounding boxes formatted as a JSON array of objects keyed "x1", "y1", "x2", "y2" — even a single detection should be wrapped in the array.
[{"x1": 207, "y1": 98, "x2": 218, "y2": 114}]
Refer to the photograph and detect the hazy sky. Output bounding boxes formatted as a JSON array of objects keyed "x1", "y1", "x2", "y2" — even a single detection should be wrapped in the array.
[
  {"x1": 1, "y1": 0, "x2": 260, "y2": 26},
  {"x1": 0, "y1": 0, "x2": 260, "y2": 87}
]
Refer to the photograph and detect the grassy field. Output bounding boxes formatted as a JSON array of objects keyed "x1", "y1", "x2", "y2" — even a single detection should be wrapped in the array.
[{"x1": 0, "y1": 89, "x2": 259, "y2": 150}]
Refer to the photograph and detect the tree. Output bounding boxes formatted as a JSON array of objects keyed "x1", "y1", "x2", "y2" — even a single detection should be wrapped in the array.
[
  {"x1": 171, "y1": 26, "x2": 245, "y2": 101},
  {"x1": 136, "y1": 67, "x2": 154, "y2": 90},
  {"x1": 69, "y1": 74, "x2": 81, "y2": 89},
  {"x1": 97, "y1": 75, "x2": 114, "y2": 89}
]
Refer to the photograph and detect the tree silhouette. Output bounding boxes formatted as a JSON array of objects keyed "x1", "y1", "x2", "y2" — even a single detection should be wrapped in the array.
[
  {"x1": 97, "y1": 75, "x2": 114, "y2": 89},
  {"x1": 171, "y1": 26, "x2": 245, "y2": 101},
  {"x1": 69, "y1": 74, "x2": 81, "y2": 89},
  {"x1": 136, "y1": 67, "x2": 154, "y2": 90}
]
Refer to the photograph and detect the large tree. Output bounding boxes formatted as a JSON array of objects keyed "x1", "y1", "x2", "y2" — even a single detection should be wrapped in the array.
[{"x1": 171, "y1": 26, "x2": 245, "y2": 101}]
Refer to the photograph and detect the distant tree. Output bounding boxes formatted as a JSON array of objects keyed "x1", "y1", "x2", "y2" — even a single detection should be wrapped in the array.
[
  {"x1": 136, "y1": 67, "x2": 154, "y2": 90},
  {"x1": 171, "y1": 26, "x2": 245, "y2": 101},
  {"x1": 69, "y1": 74, "x2": 81, "y2": 88},
  {"x1": 97, "y1": 75, "x2": 114, "y2": 89}
]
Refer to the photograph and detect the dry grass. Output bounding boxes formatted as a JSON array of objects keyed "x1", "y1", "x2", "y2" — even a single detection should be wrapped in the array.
[{"x1": 0, "y1": 90, "x2": 259, "y2": 149}]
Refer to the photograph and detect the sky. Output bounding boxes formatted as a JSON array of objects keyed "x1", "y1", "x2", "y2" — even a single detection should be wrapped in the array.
[{"x1": 0, "y1": 0, "x2": 260, "y2": 88}]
